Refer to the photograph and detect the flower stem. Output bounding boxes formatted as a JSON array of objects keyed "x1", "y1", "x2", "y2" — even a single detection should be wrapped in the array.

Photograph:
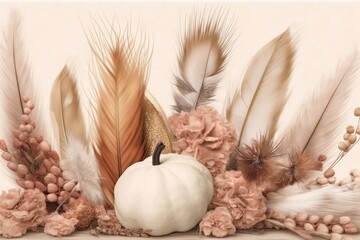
[{"x1": 152, "y1": 142, "x2": 165, "y2": 166}]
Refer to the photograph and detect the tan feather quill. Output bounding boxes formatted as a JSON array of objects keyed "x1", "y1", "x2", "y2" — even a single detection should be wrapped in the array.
[
  {"x1": 89, "y1": 23, "x2": 147, "y2": 207},
  {"x1": 172, "y1": 14, "x2": 230, "y2": 112},
  {"x1": 227, "y1": 29, "x2": 295, "y2": 146}
]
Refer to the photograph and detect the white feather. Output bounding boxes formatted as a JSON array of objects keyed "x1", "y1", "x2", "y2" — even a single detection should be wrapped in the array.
[
  {"x1": 227, "y1": 29, "x2": 294, "y2": 145},
  {"x1": 267, "y1": 183, "x2": 360, "y2": 225},
  {"x1": 0, "y1": 12, "x2": 55, "y2": 151},
  {"x1": 280, "y1": 53, "x2": 359, "y2": 163},
  {"x1": 60, "y1": 136, "x2": 104, "y2": 205}
]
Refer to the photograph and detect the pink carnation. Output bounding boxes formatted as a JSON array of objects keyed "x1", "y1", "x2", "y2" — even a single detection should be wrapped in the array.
[
  {"x1": 0, "y1": 188, "x2": 47, "y2": 238},
  {"x1": 169, "y1": 106, "x2": 237, "y2": 177},
  {"x1": 199, "y1": 206, "x2": 236, "y2": 237},
  {"x1": 211, "y1": 170, "x2": 267, "y2": 229}
]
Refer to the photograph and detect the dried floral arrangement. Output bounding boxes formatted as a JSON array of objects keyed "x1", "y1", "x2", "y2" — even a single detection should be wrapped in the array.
[{"x1": 0, "y1": 10, "x2": 360, "y2": 240}]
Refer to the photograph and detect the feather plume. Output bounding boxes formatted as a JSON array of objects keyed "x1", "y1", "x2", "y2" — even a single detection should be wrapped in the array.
[
  {"x1": 143, "y1": 91, "x2": 173, "y2": 158},
  {"x1": 0, "y1": 12, "x2": 54, "y2": 151},
  {"x1": 266, "y1": 183, "x2": 360, "y2": 226},
  {"x1": 172, "y1": 13, "x2": 230, "y2": 112},
  {"x1": 89, "y1": 21, "x2": 148, "y2": 207},
  {"x1": 50, "y1": 66, "x2": 87, "y2": 159},
  {"x1": 227, "y1": 29, "x2": 295, "y2": 146},
  {"x1": 50, "y1": 66, "x2": 103, "y2": 205},
  {"x1": 60, "y1": 137, "x2": 104, "y2": 205},
  {"x1": 281, "y1": 54, "x2": 359, "y2": 165}
]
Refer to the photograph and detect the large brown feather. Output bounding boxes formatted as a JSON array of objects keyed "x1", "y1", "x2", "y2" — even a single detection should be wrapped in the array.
[{"x1": 90, "y1": 25, "x2": 147, "y2": 207}]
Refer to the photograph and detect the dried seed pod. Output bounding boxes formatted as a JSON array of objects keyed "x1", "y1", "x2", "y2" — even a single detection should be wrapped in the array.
[
  {"x1": 35, "y1": 181, "x2": 47, "y2": 192},
  {"x1": 347, "y1": 126, "x2": 355, "y2": 134},
  {"x1": 44, "y1": 173, "x2": 57, "y2": 184},
  {"x1": 24, "y1": 180, "x2": 35, "y2": 189},
  {"x1": 12, "y1": 129, "x2": 21, "y2": 138},
  {"x1": 47, "y1": 183, "x2": 59, "y2": 193},
  {"x1": 26, "y1": 100, "x2": 34, "y2": 109},
  {"x1": 57, "y1": 177, "x2": 65, "y2": 187},
  {"x1": 37, "y1": 165, "x2": 47, "y2": 176},
  {"x1": 50, "y1": 166, "x2": 61, "y2": 177},
  {"x1": 304, "y1": 223, "x2": 315, "y2": 231},
  {"x1": 0, "y1": 140, "x2": 7, "y2": 151},
  {"x1": 343, "y1": 133, "x2": 350, "y2": 140},
  {"x1": 16, "y1": 178, "x2": 26, "y2": 188},
  {"x1": 344, "y1": 223, "x2": 359, "y2": 233},
  {"x1": 13, "y1": 138, "x2": 22, "y2": 148},
  {"x1": 19, "y1": 124, "x2": 26, "y2": 131},
  {"x1": 21, "y1": 114, "x2": 30, "y2": 124},
  {"x1": 295, "y1": 213, "x2": 309, "y2": 222},
  {"x1": 339, "y1": 216, "x2": 351, "y2": 225},
  {"x1": 17, "y1": 164, "x2": 29, "y2": 177},
  {"x1": 318, "y1": 155, "x2": 327, "y2": 162},
  {"x1": 317, "y1": 223, "x2": 329, "y2": 233},
  {"x1": 18, "y1": 133, "x2": 28, "y2": 141},
  {"x1": 339, "y1": 179, "x2": 350, "y2": 186},
  {"x1": 43, "y1": 158, "x2": 53, "y2": 172},
  {"x1": 331, "y1": 225, "x2": 344, "y2": 234},
  {"x1": 25, "y1": 124, "x2": 34, "y2": 133},
  {"x1": 22, "y1": 96, "x2": 29, "y2": 102},
  {"x1": 323, "y1": 215, "x2": 334, "y2": 224},
  {"x1": 284, "y1": 218, "x2": 296, "y2": 228},
  {"x1": 40, "y1": 141, "x2": 51, "y2": 152},
  {"x1": 317, "y1": 177, "x2": 328, "y2": 185},
  {"x1": 351, "y1": 169, "x2": 360, "y2": 177},
  {"x1": 309, "y1": 215, "x2": 320, "y2": 224},
  {"x1": 324, "y1": 168, "x2": 335, "y2": 178},
  {"x1": 343, "y1": 140, "x2": 351, "y2": 149},
  {"x1": 330, "y1": 233, "x2": 342, "y2": 240},
  {"x1": 29, "y1": 137, "x2": 38, "y2": 146},
  {"x1": 328, "y1": 177, "x2": 336, "y2": 184},
  {"x1": 1, "y1": 151, "x2": 12, "y2": 161},
  {"x1": 354, "y1": 107, "x2": 360, "y2": 116},
  {"x1": 24, "y1": 173, "x2": 35, "y2": 181},
  {"x1": 63, "y1": 181, "x2": 76, "y2": 192},
  {"x1": 348, "y1": 134, "x2": 357, "y2": 144},
  {"x1": 24, "y1": 107, "x2": 31, "y2": 115},
  {"x1": 47, "y1": 193, "x2": 58, "y2": 202},
  {"x1": 35, "y1": 135, "x2": 43, "y2": 143},
  {"x1": 7, "y1": 162, "x2": 18, "y2": 171}
]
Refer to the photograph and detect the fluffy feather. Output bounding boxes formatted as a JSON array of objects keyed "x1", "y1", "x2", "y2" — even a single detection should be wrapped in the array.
[
  {"x1": 303, "y1": 54, "x2": 359, "y2": 165},
  {"x1": 50, "y1": 66, "x2": 87, "y2": 159},
  {"x1": 89, "y1": 22, "x2": 148, "y2": 206},
  {"x1": 227, "y1": 29, "x2": 295, "y2": 146},
  {"x1": 172, "y1": 13, "x2": 230, "y2": 112},
  {"x1": 0, "y1": 12, "x2": 54, "y2": 151},
  {"x1": 60, "y1": 136, "x2": 104, "y2": 205},
  {"x1": 266, "y1": 183, "x2": 360, "y2": 226}
]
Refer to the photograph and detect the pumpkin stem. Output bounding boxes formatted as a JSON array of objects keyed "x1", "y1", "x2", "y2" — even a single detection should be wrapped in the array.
[{"x1": 152, "y1": 142, "x2": 165, "y2": 166}]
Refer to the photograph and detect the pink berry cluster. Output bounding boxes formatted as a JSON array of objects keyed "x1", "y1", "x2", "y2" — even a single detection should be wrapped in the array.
[{"x1": 0, "y1": 96, "x2": 78, "y2": 208}]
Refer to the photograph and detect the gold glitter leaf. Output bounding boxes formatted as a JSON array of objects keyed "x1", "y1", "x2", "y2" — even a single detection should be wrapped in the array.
[{"x1": 143, "y1": 91, "x2": 173, "y2": 158}]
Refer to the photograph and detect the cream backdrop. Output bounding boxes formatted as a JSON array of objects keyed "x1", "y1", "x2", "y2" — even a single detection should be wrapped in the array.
[{"x1": 0, "y1": 3, "x2": 360, "y2": 240}]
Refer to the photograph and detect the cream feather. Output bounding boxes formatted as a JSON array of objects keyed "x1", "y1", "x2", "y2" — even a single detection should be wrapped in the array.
[
  {"x1": 60, "y1": 136, "x2": 104, "y2": 205},
  {"x1": 282, "y1": 54, "x2": 359, "y2": 164},
  {"x1": 172, "y1": 14, "x2": 230, "y2": 112},
  {"x1": 227, "y1": 29, "x2": 295, "y2": 146},
  {"x1": 266, "y1": 183, "x2": 360, "y2": 225},
  {"x1": 50, "y1": 66, "x2": 87, "y2": 159},
  {"x1": 89, "y1": 21, "x2": 148, "y2": 207},
  {"x1": 0, "y1": 12, "x2": 54, "y2": 151},
  {"x1": 50, "y1": 66, "x2": 104, "y2": 205}
]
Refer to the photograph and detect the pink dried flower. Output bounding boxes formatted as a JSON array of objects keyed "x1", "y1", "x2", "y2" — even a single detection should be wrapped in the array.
[
  {"x1": 169, "y1": 106, "x2": 237, "y2": 177},
  {"x1": 44, "y1": 212, "x2": 78, "y2": 237},
  {"x1": 200, "y1": 206, "x2": 236, "y2": 237},
  {"x1": 211, "y1": 170, "x2": 267, "y2": 229},
  {"x1": 0, "y1": 188, "x2": 47, "y2": 238}
]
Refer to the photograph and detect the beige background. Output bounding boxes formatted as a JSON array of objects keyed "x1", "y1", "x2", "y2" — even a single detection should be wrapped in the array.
[{"x1": 0, "y1": 3, "x2": 360, "y2": 239}]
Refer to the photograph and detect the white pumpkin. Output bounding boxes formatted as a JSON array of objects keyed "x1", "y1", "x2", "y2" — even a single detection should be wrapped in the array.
[{"x1": 114, "y1": 142, "x2": 214, "y2": 236}]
